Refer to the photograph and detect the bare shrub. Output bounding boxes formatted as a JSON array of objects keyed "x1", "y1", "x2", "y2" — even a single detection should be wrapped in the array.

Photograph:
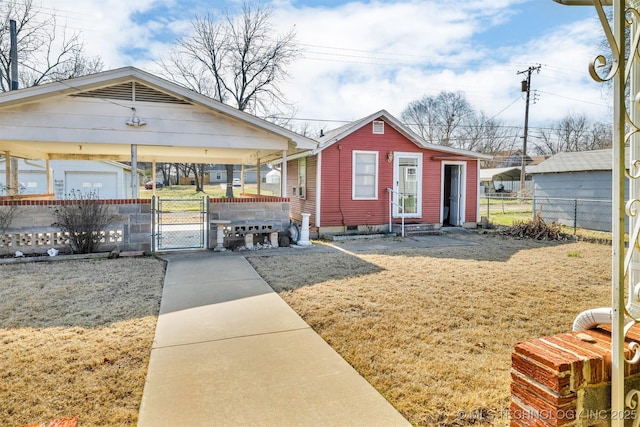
[
  {"x1": 52, "y1": 189, "x2": 117, "y2": 253},
  {"x1": 0, "y1": 184, "x2": 22, "y2": 254}
]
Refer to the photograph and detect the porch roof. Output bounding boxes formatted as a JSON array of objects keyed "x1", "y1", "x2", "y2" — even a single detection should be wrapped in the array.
[{"x1": 0, "y1": 67, "x2": 317, "y2": 165}]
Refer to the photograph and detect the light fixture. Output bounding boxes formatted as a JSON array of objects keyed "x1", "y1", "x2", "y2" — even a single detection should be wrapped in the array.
[
  {"x1": 387, "y1": 151, "x2": 394, "y2": 162},
  {"x1": 126, "y1": 108, "x2": 147, "y2": 127}
]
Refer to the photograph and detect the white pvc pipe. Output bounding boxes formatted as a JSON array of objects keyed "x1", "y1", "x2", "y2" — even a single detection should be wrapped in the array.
[{"x1": 572, "y1": 307, "x2": 612, "y2": 332}]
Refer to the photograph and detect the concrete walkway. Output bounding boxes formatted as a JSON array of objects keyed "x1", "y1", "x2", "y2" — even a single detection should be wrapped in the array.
[{"x1": 137, "y1": 250, "x2": 410, "y2": 426}]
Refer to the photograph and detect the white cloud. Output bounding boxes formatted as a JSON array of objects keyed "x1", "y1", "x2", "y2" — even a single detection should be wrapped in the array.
[
  {"x1": 273, "y1": 1, "x2": 609, "y2": 128},
  {"x1": 33, "y1": 0, "x2": 611, "y2": 132}
]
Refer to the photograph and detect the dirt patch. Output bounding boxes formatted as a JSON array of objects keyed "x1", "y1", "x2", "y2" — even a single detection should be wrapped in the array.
[
  {"x1": 248, "y1": 233, "x2": 611, "y2": 426},
  {"x1": 0, "y1": 257, "x2": 165, "y2": 426}
]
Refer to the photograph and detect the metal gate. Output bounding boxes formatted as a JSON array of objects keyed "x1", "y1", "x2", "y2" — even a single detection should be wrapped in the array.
[{"x1": 152, "y1": 197, "x2": 208, "y2": 251}]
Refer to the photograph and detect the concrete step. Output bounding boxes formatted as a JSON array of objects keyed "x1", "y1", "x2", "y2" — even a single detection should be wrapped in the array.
[{"x1": 392, "y1": 223, "x2": 441, "y2": 236}]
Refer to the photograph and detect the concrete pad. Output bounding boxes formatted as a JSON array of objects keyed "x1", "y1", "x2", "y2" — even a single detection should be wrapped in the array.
[
  {"x1": 138, "y1": 328, "x2": 410, "y2": 427},
  {"x1": 332, "y1": 234, "x2": 477, "y2": 253},
  {"x1": 161, "y1": 254, "x2": 262, "y2": 287},
  {"x1": 158, "y1": 277, "x2": 273, "y2": 313},
  {"x1": 153, "y1": 292, "x2": 310, "y2": 347},
  {"x1": 139, "y1": 251, "x2": 410, "y2": 427}
]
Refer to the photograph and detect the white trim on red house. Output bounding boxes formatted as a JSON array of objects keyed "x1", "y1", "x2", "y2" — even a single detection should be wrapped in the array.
[{"x1": 316, "y1": 150, "x2": 322, "y2": 227}]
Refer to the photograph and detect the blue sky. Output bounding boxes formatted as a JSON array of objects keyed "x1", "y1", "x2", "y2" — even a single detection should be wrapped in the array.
[{"x1": 40, "y1": 0, "x2": 608, "y2": 135}]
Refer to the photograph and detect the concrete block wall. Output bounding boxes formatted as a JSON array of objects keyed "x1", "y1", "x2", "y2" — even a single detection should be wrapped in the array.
[
  {"x1": 0, "y1": 198, "x2": 152, "y2": 254},
  {"x1": 208, "y1": 197, "x2": 290, "y2": 248},
  {"x1": 511, "y1": 326, "x2": 640, "y2": 426}
]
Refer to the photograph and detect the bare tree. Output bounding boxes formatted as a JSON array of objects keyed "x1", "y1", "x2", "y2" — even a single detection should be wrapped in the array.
[
  {"x1": 401, "y1": 91, "x2": 517, "y2": 159},
  {"x1": 533, "y1": 113, "x2": 612, "y2": 155},
  {"x1": 401, "y1": 91, "x2": 475, "y2": 147},
  {"x1": 459, "y1": 112, "x2": 513, "y2": 157},
  {"x1": 158, "y1": 1, "x2": 299, "y2": 197},
  {"x1": 0, "y1": 0, "x2": 103, "y2": 91}
]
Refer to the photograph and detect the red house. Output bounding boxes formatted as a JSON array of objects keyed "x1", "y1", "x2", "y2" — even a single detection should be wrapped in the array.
[{"x1": 287, "y1": 110, "x2": 491, "y2": 236}]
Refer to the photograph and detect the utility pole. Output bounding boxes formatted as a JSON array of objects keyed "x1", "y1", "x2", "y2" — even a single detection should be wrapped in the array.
[
  {"x1": 8, "y1": 19, "x2": 19, "y2": 195},
  {"x1": 517, "y1": 64, "x2": 541, "y2": 195},
  {"x1": 9, "y1": 19, "x2": 18, "y2": 90}
]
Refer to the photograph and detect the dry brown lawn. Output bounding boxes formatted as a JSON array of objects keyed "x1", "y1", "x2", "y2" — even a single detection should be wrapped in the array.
[
  {"x1": 0, "y1": 257, "x2": 165, "y2": 427},
  {"x1": 0, "y1": 234, "x2": 611, "y2": 427},
  {"x1": 247, "y1": 233, "x2": 611, "y2": 426}
]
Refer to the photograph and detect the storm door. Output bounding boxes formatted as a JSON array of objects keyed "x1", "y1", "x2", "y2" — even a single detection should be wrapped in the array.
[{"x1": 393, "y1": 153, "x2": 422, "y2": 217}]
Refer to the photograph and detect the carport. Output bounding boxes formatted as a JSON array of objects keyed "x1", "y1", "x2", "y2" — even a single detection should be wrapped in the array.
[
  {"x1": 0, "y1": 67, "x2": 317, "y2": 253},
  {"x1": 0, "y1": 66, "x2": 317, "y2": 198}
]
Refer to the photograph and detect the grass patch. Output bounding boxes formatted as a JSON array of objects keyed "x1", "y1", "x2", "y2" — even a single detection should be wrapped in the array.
[
  {"x1": 0, "y1": 234, "x2": 612, "y2": 426},
  {"x1": 248, "y1": 233, "x2": 611, "y2": 426},
  {"x1": 0, "y1": 257, "x2": 165, "y2": 426}
]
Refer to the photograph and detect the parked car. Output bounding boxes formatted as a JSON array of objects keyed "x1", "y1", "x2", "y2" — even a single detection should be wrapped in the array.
[
  {"x1": 145, "y1": 181, "x2": 163, "y2": 189},
  {"x1": 232, "y1": 178, "x2": 241, "y2": 187}
]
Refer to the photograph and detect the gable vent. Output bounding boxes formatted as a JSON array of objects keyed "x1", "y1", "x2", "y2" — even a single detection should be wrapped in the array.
[
  {"x1": 71, "y1": 82, "x2": 191, "y2": 104},
  {"x1": 373, "y1": 120, "x2": 384, "y2": 134}
]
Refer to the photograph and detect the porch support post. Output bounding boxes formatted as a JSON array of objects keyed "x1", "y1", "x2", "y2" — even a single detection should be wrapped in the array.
[
  {"x1": 4, "y1": 151, "x2": 11, "y2": 195},
  {"x1": 611, "y1": 1, "x2": 626, "y2": 423},
  {"x1": 281, "y1": 150, "x2": 287, "y2": 198},
  {"x1": 131, "y1": 144, "x2": 138, "y2": 199},
  {"x1": 256, "y1": 158, "x2": 261, "y2": 196},
  {"x1": 152, "y1": 160, "x2": 157, "y2": 194},
  {"x1": 241, "y1": 163, "x2": 246, "y2": 193},
  {"x1": 10, "y1": 157, "x2": 18, "y2": 195},
  {"x1": 46, "y1": 159, "x2": 53, "y2": 194}
]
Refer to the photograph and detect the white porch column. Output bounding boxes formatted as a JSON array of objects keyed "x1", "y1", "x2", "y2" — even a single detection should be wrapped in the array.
[
  {"x1": 151, "y1": 160, "x2": 156, "y2": 184},
  {"x1": 4, "y1": 151, "x2": 11, "y2": 195},
  {"x1": 152, "y1": 160, "x2": 157, "y2": 195},
  {"x1": 10, "y1": 157, "x2": 18, "y2": 195},
  {"x1": 281, "y1": 150, "x2": 287, "y2": 198},
  {"x1": 131, "y1": 144, "x2": 138, "y2": 199},
  {"x1": 46, "y1": 159, "x2": 53, "y2": 194},
  {"x1": 256, "y1": 158, "x2": 261, "y2": 196},
  {"x1": 241, "y1": 163, "x2": 246, "y2": 193}
]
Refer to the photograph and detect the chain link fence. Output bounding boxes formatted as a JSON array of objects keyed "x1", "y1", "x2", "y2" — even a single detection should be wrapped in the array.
[{"x1": 480, "y1": 194, "x2": 613, "y2": 233}]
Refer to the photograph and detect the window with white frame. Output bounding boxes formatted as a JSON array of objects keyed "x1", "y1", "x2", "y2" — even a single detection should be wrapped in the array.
[
  {"x1": 352, "y1": 151, "x2": 378, "y2": 199},
  {"x1": 298, "y1": 157, "x2": 306, "y2": 199}
]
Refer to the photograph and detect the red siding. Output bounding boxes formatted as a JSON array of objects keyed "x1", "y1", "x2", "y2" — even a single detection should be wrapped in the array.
[
  {"x1": 288, "y1": 156, "x2": 318, "y2": 226},
  {"x1": 318, "y1": 119, "x2": 479, "y2": 227},
  {"x1": 289, "y1": 118, "x2": 481, "y2": 229}
]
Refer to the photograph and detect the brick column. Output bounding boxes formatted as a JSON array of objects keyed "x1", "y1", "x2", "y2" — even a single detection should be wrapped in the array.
[{"x1": 511, "y1": 326, "x2": 640, "y2": 426}]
